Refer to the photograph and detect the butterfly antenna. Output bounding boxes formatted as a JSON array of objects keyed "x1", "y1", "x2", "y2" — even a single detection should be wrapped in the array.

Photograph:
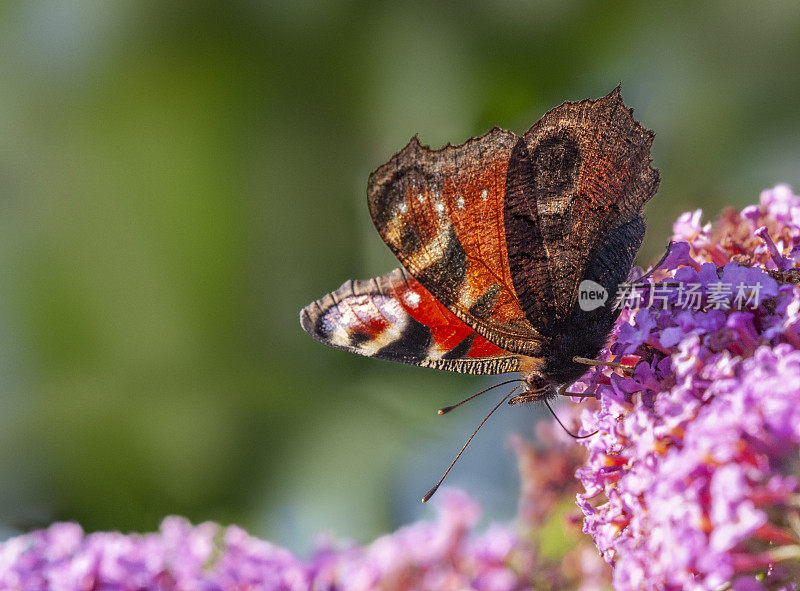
[
  {"x1": 422, "y1": 386, "x2": 519, "y2": 503},
  {"x1": 437, "y1": 379, "x2": 522, "y2": 415},
  {"x1": 633, "y1": 240, "x2": 673, "y2": 283},
  {"x1": 544, "y1": 398, "x2": 597, "y2": 439}
]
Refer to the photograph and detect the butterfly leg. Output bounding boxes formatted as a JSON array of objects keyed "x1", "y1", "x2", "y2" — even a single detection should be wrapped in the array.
[
  {"x1": 631, "y1": 240, "x2": 674, "y2": 283},
  {"x1": 510, "y1": 385, "x2": 598, "y2": 438},
  {"x1": 572, "y1": 356, "x2": 636, "y2": 376},
  {"x1": 507, "y1": 390, "x2": 555, "y2": 405},
  {"x1": 555, "y1": 383, "x2": 597, "y2": 398}
]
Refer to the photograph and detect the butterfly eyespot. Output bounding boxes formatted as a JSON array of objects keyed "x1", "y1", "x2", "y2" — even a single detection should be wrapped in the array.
[{"x1": 532, "y1": 131, "x2": 581, "y2": 186}]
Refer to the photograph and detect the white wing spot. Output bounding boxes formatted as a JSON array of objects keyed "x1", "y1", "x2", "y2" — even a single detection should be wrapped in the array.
[
  {"x1": 480, "y1": 189, "x2": 488, "y2": 201},
  {"x1": 431, "y1": 187, "x2": 445, "y2": 216},
  {"x1": 457, "y1": 196, "x2": 465, "y2": 209},
  {"x1": 404, "y1": 291, "x2": 421, "y2": 308},
  {"x1": 417, "y1": 193, "x2": 425, "y2": 203},
  {"x1": 398, "y1": 201, "x2": 408, "y2": 214}
]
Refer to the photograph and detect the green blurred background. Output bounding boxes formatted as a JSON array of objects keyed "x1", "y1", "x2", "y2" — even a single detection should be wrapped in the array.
[{"x1": 1, "y1": 0, "x2": 799, "y2": 552}]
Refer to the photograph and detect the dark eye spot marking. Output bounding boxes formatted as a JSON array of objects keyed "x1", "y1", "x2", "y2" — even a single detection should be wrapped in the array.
[{"x1": 532, "y1": 130, "x2": 581, "y2": 194}]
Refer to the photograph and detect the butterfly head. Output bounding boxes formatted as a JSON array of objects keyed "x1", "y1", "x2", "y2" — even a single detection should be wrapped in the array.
[{"x1": 508, "y1": 373, "x2": 558, "y2": 405}]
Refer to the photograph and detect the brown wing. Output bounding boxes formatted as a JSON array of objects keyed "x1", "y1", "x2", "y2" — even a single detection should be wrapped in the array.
[
  {"x1": 504, "y1": 86, "x2": 659, "y2": 337},
  {"x1": 300, "y1": 267, "x2": 521, "y2": 374},
  {"x1": 368, "y1": 127, "x2": 545, "y2": 356}
]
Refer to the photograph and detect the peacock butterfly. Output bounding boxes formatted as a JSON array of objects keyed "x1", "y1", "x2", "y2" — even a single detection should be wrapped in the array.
[
  {"x1": 300, "y1": 88, "x2": 658, "y2": 500},
  {"x1": 301, "y1": 85, "x2": 658, "y2": 399}
]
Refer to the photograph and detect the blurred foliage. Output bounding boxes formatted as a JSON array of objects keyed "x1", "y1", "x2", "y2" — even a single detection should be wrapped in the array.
[{"x1": 0, "y1": 0, "x2": 799, "y2": 552}]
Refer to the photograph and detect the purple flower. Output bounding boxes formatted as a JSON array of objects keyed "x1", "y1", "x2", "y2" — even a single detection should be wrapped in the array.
[
  {"x1": 661, "y1": 240, "x2": 701, "y2": 271},
  {"x1": 759, "y1": 183, "x2": 800, "y2": 224},
  {"x1": 755, "y1": 225, "x2": 789, "y2": 270},
  {"x1": 574, "y1": 184, "x2": 800, "y2": 589},
  {"x1": 0, "y1": 490, "x2": 555, "y2": 591},
  {"x1": 672, "y1": 209, "x2": 711, "y2": 250}
]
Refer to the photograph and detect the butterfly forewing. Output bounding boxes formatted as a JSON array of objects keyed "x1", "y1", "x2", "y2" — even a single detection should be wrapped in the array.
[{"x1": 367, "y1": 128, "x2": 545, "y2": 356}]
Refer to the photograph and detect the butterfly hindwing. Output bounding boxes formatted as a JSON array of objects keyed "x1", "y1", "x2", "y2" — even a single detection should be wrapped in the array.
[{"x1": 300, "y1": 267, "x2": 521, "y2": 375}]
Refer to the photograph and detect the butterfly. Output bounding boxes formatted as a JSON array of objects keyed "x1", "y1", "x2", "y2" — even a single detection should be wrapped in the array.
[{"x1": 300, "y1": 86, "x2": 658, "y2": 430}]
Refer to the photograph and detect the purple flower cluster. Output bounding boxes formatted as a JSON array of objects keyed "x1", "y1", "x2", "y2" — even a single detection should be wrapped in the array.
[
  {"x1": 574, "y1": 184, "x2": 800, "y2": 590},
  {"x1": 0, "y1": 490, "x2": 550, "y2": 590},
  {"x1": 309, "y1": 490, "x2": 539, "y2": 591},
  {"x1": 0, "y1": 516, "x2": 307, "y2": 590}
]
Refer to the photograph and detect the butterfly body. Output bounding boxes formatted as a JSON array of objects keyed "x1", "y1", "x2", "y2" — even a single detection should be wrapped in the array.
[{"x1": 301, "y1": 87, "x2": 659, "y2": 403}]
